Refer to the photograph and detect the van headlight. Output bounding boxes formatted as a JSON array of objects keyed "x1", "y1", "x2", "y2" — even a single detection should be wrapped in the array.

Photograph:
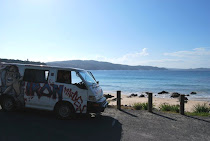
[{"x1": 89, "y1": 96, "x2": 96, "y2": 101}]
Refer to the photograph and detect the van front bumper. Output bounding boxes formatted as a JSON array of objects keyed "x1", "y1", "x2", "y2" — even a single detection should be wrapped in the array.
[{"x1": 87, "y1": 97, "x2": 108, "y2": 113}]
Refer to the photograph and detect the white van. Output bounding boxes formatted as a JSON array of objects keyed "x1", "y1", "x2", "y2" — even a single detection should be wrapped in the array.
[{"x1": 0, "y1": 63, "x2": 107, "y2": 118}]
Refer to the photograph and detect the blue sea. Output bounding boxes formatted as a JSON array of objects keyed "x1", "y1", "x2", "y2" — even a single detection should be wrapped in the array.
[{"x1": 90, "y1": 70, "x2": 210, "y2": 101}]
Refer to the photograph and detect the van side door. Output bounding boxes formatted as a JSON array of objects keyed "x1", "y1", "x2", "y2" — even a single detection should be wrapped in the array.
[
  {"x1": 23, "y1": 69, "x2": 52, "y2": 109},
  {"x1": 56, "y1": 70, "x2": 88, "y2": 113}
]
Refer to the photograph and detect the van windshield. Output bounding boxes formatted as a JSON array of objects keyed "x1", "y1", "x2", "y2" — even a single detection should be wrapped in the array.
[{"x1": 79, "y1": 71, "x2": 96, "y2": 85}]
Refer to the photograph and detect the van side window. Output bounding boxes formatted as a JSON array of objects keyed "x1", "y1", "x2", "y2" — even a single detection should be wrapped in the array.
[
  {"x1": 56, "y1": 70, "x2": 71, "y2": 84},
  {"x1": 71, "y1": 71, "x2": 82, "y2": 84},
  {"x1": 72, "y1": 71, "x2": 87, "y2": 89},
  {"x1": 23, "y1": 69, "x2": 49, "y2": 83}
]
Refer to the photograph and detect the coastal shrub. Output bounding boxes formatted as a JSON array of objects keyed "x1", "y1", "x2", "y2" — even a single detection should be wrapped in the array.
[
  {"x1": 133, "y1": 103, "x2": 142, "y2": 110},
  {"x1": 193, "y1": 103, "x2": 210, "y2": 113},
  {"x1": 159, "y1": 103, "x2": 179, "y2": 113},
  {"x1": 133, "y1": 102, "x2": 149, "y2": 110},
  {"x1": 141, "y1": 102, "x2": 149, "y2": 110}
]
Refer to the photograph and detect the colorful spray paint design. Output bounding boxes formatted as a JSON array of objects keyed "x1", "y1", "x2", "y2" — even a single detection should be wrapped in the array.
[
  {"x1": 0, "y1": 65, "x2": 24, "y2": 104},
  {"x1": 64, "y1": 87, "x2": 87, "y2": 113},
  {"x1": 25, "y1": 82, "x2": 64, "y2": 102}
]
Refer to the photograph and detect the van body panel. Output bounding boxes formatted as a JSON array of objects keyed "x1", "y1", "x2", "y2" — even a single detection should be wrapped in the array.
[
  {"x1": 0, "y1": 63, "x2": 107, "y2": 114},
  {"x1": 62, "y1": 83, "x2": 88, "y2": 113},
  {"x1": 89, "y1": 85, "x2": 103, "y2": 101}
]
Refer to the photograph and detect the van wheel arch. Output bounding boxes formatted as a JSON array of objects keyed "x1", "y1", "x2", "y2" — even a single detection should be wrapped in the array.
[
  {"x1": 54, "y1": 101, "x2": 75, "y2": 119},
  {"x1": 54, "y1": 101, "x2": 75, "y2": 111},
  {"x1": 1, "y1": 95, "x2": 16, "y2": 111}
]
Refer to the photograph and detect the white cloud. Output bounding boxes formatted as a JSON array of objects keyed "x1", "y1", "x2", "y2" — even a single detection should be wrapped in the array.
[
  {"x1": 144, "y1": 59, "x2": 182, "y2": 63},
  {"x1": 123, "y1": 48, "x2": 149, "y2": 58},
  {"x1": 115, "y1": 48, "x2": 149, "y2": 62},
  {"x1": 95, "y1": 48, "x2": 149, "y2": 65},
  {"x1": 164, "y1": 48, "x2": 210, "y2": 57},
  {"x1": 160, "y1": 47, "x2": 210, "y2": 68}
]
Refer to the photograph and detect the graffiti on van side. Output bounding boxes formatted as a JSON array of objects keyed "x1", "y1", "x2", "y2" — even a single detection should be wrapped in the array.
[
  {"x1": 0, "y1": 65, "x2": 24, "y2": 101},
  {"x1": 64, "y1": 87, "x2": 87, "y2": 113},
  {"x1": 25, "y1": 82, "x2": 64, "y2": 101}
]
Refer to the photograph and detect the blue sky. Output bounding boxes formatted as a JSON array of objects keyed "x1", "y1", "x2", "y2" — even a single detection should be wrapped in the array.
[{"x1": 0, "y1": 0, "x2": 210, "y2": 68}]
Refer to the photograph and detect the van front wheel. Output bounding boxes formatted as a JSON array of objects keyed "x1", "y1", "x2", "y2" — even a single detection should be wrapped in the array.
[{"x1": 56, "y1": 103, "x2": 74, "y2": 119}]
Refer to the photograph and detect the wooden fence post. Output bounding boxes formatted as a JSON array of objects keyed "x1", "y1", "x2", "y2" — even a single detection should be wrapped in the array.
[
  {"x1": 117, "y1": 91, "x2": 121, "y2": 110},
  {"x1": 180, "y1": 95, "x2": 185, "y2": 115},
  {"x1": 148, "y1": 93, "x2": 153, "y2": 112}
]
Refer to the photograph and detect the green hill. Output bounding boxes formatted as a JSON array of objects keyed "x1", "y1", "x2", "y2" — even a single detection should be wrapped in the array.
[
  {"x1": 0, "y1": 58, "x2": 46, "y2": 65},
  {"x1": 47, "y1": 60, "x2": 167, "y2": 70}
]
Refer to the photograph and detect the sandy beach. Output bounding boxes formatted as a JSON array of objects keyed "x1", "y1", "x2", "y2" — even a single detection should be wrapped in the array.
[{"x1": 106, "y1": 93, "x2": 210, "y2": 112}]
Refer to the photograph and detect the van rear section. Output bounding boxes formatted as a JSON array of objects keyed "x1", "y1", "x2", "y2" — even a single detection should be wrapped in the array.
[{"x1": 0, "y1": 63, "x2": 108, "y2": 119}]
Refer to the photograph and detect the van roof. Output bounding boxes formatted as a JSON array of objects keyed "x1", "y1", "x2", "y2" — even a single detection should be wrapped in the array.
[{"x1": 0, "y1": 62, "x2": 85, "y2": 71}]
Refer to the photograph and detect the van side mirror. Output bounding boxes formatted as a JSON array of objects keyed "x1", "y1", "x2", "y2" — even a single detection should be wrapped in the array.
[{"x1": 97, "y1": 81, "x2": 99, "y2": 84}]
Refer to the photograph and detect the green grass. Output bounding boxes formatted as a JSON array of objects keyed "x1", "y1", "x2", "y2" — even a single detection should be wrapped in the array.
[
  {"x1": 159, "y1": 103, "x2": 179, "y2": 113},
  {"x1": 193, "y1": 103, "x2": 210, "y2": 113},
  {"x1": 133, "y1": 102, "x2": 149, "y2": 110},
  {"x1": 185, "y1": 103, "x2": 210, "y2": 116},
  {"x1": 185, "y1": 112, "x2": 210, "y2": 116},
  {"x1": 159, "y1": 103, "x2": 210, "y2": 116}
]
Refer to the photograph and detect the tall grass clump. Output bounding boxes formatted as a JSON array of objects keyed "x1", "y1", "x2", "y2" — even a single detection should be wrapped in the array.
[
  {"x1": 193, "y1": 103, "x2": 210, "y2": 113},
  {"x1": 159, "y1": 103, "x2": 179, "y2": 113},
  {"x1": 133, "y1": 102, "x2": 148, "y2": 110}
]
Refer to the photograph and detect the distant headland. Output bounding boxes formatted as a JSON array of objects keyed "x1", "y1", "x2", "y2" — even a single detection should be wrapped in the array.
[{"x1": 47, "y1": 60, "x2": 167, "y2": 70}]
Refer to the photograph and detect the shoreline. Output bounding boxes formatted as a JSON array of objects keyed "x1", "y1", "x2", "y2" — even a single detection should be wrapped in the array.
[
  {"x1": 103, "y1": 91, "x2": 210, "y2": 102},
  {"x1": 105, "y1": 93, "x2": 210, "y2": 112}
]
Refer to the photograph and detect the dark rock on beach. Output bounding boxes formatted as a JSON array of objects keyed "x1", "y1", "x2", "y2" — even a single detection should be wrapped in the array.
[
  {"x1": 131, "y1": 93, "x2": 138, "y2": 97},
  {"x1": 171, "y1": 92, "x2": 180, "y2": 98},
  {"x1": 139, "y1": 94, "x2": 145, "y2": 98},
  {"x1": 103, "y1": 94, "x2": 114, "y2": 99},
  {"x1": 158, "y1": 91, "x2": 169, "y2": 94},
  {"x1": 127, "y1": 94, "x2": 138, "y2": 98},
  {"x1": 190, "y1": 92, "x2": 197, "y2": 95}
]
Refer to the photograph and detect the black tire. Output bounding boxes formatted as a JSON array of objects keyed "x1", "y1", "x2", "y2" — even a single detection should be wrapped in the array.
[
  {"x1": 1, "y1": 97, "x2": 15, "y2": 112},
  {"x1": 55, "y1": 103, "x2": 74, "y2": 119}
]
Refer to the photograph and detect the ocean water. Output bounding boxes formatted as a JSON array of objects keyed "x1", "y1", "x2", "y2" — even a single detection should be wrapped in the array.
[{"x1": 90, "y1": 70, "x2": 210, "y2": 100}]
